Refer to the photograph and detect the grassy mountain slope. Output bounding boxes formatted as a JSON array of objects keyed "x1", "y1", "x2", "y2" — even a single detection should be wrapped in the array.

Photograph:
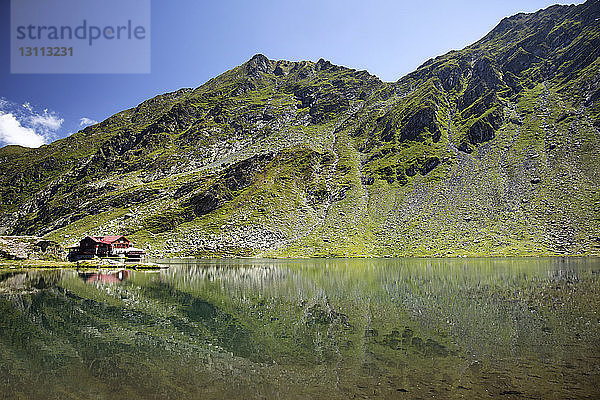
[{"x1": 1, "y1": 0, "x2": 599, "y2": 257}]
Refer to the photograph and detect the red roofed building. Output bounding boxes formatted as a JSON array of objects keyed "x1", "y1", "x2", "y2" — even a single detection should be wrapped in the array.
[{"x1": 69, "y1": 235, "x2": 145, "y2": 260}]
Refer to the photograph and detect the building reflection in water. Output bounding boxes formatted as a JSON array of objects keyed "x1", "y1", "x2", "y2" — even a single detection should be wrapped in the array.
[{"x1": 79, "y1": 269, "x2": 130, "y2": 284}]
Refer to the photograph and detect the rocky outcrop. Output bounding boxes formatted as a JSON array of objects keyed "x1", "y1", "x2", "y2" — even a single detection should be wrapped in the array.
[{"x1": 0, "y1": 236, "x2": 65, "y2": 260}]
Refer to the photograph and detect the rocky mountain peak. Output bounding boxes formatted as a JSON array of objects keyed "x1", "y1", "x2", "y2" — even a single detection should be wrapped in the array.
[
  {"x1": 315, "y1": 58, "x2": 334, "y2": 71},
  {"x1": 244, "y1": 53, "x2": 272, "y2": 76}
]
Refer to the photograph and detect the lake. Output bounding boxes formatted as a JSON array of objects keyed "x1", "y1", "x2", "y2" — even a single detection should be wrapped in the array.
[{"x1": 0, "y1": 258, "x2": 599, "y2": 399}]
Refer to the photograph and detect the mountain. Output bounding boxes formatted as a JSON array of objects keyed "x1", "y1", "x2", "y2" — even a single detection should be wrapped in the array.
[{"x1": 1, "y1": 0, "x2": 600, "y2": 257}]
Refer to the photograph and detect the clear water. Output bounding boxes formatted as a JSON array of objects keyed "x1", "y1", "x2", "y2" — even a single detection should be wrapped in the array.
[{"x1": 0, "y1": 258, "x2": 599, "y2": 399}]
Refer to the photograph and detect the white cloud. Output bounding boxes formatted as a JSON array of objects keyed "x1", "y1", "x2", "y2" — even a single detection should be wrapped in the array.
[
  {"x1": 30, "y1": 109, "x2": 64, "y2": 131},
  {"x1": 79, "y1": 117, "x2": 98, "y2": 127},
  {"x1": 0, "y1": 98, "x2": 64, "y2": 148},
  {"x1": 0, "y1": 112, "x2": 46, "y2": 147}
]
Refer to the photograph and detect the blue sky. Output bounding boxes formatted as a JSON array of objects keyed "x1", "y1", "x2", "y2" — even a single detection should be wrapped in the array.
[{"x1": 0, "y1": 0, "x2": 585, "y2": 148}]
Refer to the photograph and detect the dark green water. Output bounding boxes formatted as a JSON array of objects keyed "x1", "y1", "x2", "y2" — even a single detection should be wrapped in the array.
[{"x1": 0, "y1": 258, "x2": 599, "y2": 399}]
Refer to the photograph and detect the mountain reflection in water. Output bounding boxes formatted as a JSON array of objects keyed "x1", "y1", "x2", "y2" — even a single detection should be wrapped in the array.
[{"x1": 0, "y1": 257, "x2": 598, "y2": 399}]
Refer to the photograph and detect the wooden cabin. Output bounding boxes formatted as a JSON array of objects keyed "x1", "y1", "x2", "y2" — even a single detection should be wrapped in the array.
[{"x1": 69, "y1": 235, "x2": 145, "y2": 260}]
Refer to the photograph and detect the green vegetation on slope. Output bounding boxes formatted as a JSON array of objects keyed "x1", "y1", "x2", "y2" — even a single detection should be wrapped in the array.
[{"x1": 1, "y1": 0, "x2": 600, "y2": 257}]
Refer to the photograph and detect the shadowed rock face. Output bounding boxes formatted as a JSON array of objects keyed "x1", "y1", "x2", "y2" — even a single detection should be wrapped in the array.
[{"x1": 1, "y1": 1, "x2": 600, "y2": 257}]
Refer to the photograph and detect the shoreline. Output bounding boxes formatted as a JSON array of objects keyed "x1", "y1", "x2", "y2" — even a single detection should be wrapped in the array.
[
  {"x1": 0, "y1": 259, "x2": 166, "y2": 269},
  {"x1": 1, "y1": 254, "x2": 599, "y2": 269}
]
